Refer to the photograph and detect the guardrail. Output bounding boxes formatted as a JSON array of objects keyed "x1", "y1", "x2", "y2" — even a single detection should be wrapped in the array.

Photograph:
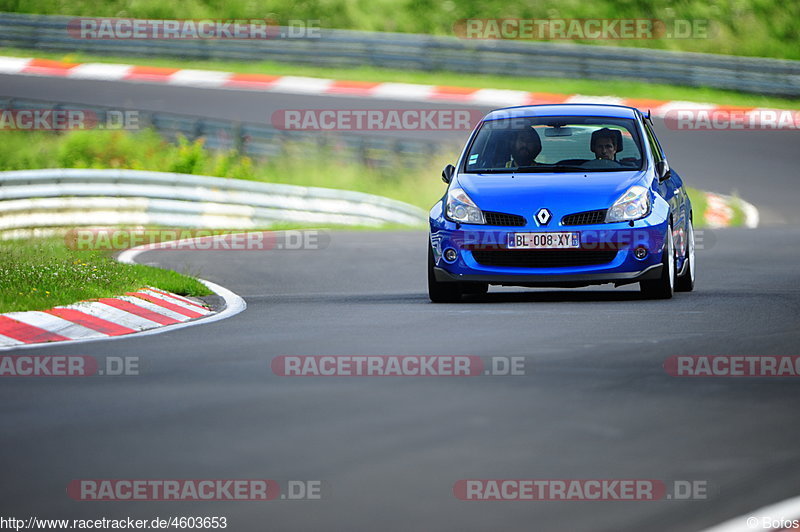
[
  {"x1": 1, "y1": 12, "x2": 799, "y2": 96},
  {"x1": 0, "y1": 169, "x2": 428, "y2": 238}
]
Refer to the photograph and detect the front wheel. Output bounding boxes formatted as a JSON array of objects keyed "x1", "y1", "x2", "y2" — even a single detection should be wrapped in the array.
[
  {"x1": 675, "y1": 219, "x2": 696, "y2": 292},
  {"x1": 640, "y1": 225, "x2": 675, "y2": 300},
  {"x1": 428, "y1": 245, "x2": 462, "y2": 303}
]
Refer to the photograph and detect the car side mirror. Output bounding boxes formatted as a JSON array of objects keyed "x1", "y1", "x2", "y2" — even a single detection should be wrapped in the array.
[
  {"x1": 442, "y1": 164, "x2": 455, "y2": 184},
  {"x1": 656, "y1": 160, "x2": 671, "y2": 182}
]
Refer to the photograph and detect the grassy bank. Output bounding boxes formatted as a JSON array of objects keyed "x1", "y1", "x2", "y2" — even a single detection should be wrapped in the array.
[
  {"x1": 0, "y1": 237, "x2": 211, "y2": 313},
  {"x1": 2, "y1": 0, "x2": 798, "y2": 60},
  {"x1": 2, "y1": 48, "x2": 799, "y2": 111}
]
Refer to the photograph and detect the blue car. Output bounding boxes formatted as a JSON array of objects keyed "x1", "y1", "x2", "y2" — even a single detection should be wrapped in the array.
[{"x1": 428, "y1": 104, "x2": 695, "y2": 302}]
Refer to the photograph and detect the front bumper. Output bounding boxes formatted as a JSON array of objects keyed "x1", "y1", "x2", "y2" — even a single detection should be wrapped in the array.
[
  {"x1": 433, "y1": 263, "x2": 663, "y2": 287},
  {"x1": 430, "y1": 215, "x2": 669, "y2": 288}
]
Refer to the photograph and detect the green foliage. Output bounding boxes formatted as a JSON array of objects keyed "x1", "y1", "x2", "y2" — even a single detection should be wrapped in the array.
[
  {"x1": 56, "y1": 129, "x2": 164, "y2": 168},
  {"x1": 168, "y1": 136, "x2": 208, "y2": 175},
  {"x1": 1, "y1": 0, "x2": 798, "y2": 59}
]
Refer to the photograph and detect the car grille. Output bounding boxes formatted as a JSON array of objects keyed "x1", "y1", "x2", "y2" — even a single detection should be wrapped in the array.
[
  {"x1": 471, "y1": 249, "x2": 618, "y2": 268},
  {"x1": 561, "y1": 209, "x2": 607, "y2": 226},
  {"x1": 483, "y1": 211, "x2": 526, "y2": 226}
]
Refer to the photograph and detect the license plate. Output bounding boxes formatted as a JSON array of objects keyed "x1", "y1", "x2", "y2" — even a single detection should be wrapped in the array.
[{"x1": 507, "y1": 232, "x2": 580, "y2": 249}]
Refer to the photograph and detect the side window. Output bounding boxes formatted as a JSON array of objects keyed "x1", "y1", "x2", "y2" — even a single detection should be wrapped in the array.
[{"x1": 643, "y1": 120, "x2": 664, "y2": 164}]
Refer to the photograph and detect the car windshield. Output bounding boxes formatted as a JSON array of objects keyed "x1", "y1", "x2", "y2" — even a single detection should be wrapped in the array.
[{"x1": 463, "y1": 115, "x2": 644, "y2": 173}]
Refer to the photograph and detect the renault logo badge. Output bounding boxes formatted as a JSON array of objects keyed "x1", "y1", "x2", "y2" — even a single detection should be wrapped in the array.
[{"x1": 535, "y1": 208, "x2": 552, "y2": 226}]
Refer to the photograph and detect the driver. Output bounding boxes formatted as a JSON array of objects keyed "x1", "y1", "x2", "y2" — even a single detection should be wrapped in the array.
[
  {"x1": 590, "y1": 128, "x2": 619, "y2": 161},
  {"x1": 505, "y1": 127, "x2": 542, "y2": 168}
]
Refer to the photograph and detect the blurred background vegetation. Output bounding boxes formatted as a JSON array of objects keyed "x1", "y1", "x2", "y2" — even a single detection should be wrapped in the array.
[{"x1": 1, "y1": 0, "x2": 797, "y2": 59}]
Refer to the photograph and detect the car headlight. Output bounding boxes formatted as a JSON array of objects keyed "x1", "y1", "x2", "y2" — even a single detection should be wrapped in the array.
[
  {"x1": 445, "y1": 187, "x2": 485, "y2": 224},
  {"x1": 605, "y1": 185, "x2": 651, "y2": 222}
]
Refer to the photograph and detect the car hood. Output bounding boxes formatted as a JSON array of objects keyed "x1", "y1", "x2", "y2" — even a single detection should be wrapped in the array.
[{"x1": 454, "y1": 170, "x2": 649, "y2": 216}]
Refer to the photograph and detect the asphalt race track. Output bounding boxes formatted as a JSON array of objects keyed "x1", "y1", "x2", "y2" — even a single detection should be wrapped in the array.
[{"x1": 1, "y1": 74, "x2": 800, "y2": 531}]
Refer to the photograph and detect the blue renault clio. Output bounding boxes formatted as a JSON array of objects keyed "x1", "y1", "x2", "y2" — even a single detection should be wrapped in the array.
[{"x1": 428, "y1": 104, "x2": 695, "y2": 302}]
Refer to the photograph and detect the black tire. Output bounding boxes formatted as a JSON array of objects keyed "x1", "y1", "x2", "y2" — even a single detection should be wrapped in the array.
[
  {"x1": 428, "y1": 245, "x2": 463, "y2": 303},
  {"x1": 675, "y1": 219, "x2": 696, "y2": 292},
  {"x1": 640, "y1": 225, "x2": 675, "y2": 300}
]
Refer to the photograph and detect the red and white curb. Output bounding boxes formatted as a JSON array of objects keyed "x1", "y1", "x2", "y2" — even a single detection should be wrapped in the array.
[
  {"x1": 0, "y1": 288, "x2": 211, "y2": 348},
  {"x1": 0, "y1": 55, "x2": 792, "y2": 118},
  {"x1": 0, "y1": 238, "x2": 246, "y2": 351},
  {"x1": 704, "y1": 192, "x2": 760, "y2": 229}
]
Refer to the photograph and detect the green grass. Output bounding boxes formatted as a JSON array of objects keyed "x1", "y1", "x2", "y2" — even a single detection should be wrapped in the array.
[
  {"x1": 728, "y1": 194, "x2": 747, "y2": 227},
  {"x1": 2, "y1": 47, "x2": 799, "y2": 110},
  {"x1": 687, "y1": 187, "x2": 708, "y2": 227},
  {"x1": 0, "y1": 237, "x2": 211, "y2": 313},
  {"x1": 1, "y1": 0, "x2": 798, "y2": 60}
]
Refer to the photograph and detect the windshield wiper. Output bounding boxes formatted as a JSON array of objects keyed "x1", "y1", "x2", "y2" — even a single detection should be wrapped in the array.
[
  {"x1": 513, "y1": 165, "x2": 589, "y2": 173},
  {"x1": 516, "y1": 165, "x2": 635, "y2": 173},
  {"x1": 467, "y1": 165, "x2": 631, "y2": 174},
  {"x1": 467, "y1": 168, "x2": 517, "y2": 174},
  {"x1": 467, "y1": 165, "x2": 585, "y2": 174}
]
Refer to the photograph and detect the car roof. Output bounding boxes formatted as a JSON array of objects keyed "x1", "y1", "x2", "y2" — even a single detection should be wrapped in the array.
[{"x1": 483, "y1": 103, "x2": 639, "y2": 122}]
